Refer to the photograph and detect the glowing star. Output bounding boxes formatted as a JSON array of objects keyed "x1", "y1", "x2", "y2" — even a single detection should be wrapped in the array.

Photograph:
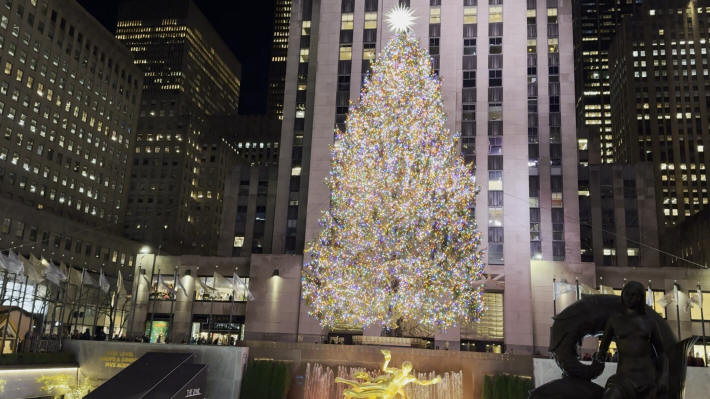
[{"x1": 386, "y1": 4, "x2": 416, "y2": 33}]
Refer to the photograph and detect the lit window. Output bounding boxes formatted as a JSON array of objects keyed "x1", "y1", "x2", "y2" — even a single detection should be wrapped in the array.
[
  {"x1": 233, "y1": 236, "x2": 244, "y2": 248},
  {"x1": 365, "y1": 12, "x2": 378, "y2": 29},
  {"x1": 429, "y1": 8, "x2": 440, "y2": 24},
  {"x1": 339, "y1": 46, "x2": 352, "y2": 61},
  {"x1": 464, "y1": 7, "x2": 477, "y2": 24},
  {"x1": 488, "y1": 6, "x2": 501, "y2": 23},
  {"x1": 341, "y1": 13, "x2": 354, "y2": 30}
]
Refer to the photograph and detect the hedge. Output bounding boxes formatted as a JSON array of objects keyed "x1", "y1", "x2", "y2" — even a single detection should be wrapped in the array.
[
  {"x1": 0, "y1": 351, "x2": 76, "y2": 366},
  {"x1": 481, "y1": 373, "x2": 533, "y2": 399},
  {"x1": 239, "y1": 360, "x2": 291, "y2": 399}
]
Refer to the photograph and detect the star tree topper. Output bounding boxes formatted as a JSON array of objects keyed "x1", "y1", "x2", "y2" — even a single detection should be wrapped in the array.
[{"x1": 386, "y1": 4, "x2": 417, "y2": 33}]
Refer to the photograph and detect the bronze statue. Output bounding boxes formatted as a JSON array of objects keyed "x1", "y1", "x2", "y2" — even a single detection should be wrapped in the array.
[
  {"x1": 596, "y1": 281, "x2": 668, "y2": 398},
  {"x1": 335, "y1": 349, "x2": 442, "y2": 399},
  {"x1": 530, "y1": 281, "x2": 696, "y2": 399}
]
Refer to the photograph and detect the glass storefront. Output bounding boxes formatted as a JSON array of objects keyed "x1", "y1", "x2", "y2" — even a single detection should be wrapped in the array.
[{"x1": 189, "y1": 315, "x2": 244, "y2": 345}]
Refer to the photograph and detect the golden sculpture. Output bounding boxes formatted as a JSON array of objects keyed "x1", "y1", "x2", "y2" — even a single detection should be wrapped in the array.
[{"x1": 335, "y1": 349, "x2": 442, "y2": 399}]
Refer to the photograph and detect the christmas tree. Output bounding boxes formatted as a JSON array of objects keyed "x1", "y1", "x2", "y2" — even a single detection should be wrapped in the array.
[{"x1": 302, "y1": 6, "x2": 485, "y2": 332}]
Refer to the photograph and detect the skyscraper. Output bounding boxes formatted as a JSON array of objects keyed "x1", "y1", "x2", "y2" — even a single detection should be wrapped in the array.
[
  {"x1": 573, "y1": 0, "x2": 643, "y2": 166},
  {"x1": 116, "y1": 0, "x2": 242, "y2": 255},
  {"x1": 269, "y1": 0, "x2": 580, "y2": 354},
  {"x1": 609, "y1": 0, "x2": 710, "y2": 228},
  {"x1": 0, "y1": 0, "x2": 143, "y2": 273},
  {"x1": 572, "y1": 0, "x2": 644, "y2": 263},
  {"x1": 268, "y1": 0, "x2": 293, "y2": 120}
]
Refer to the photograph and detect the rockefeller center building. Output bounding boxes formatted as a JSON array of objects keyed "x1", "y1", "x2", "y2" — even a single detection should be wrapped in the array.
[
  {"x1": 0, "y1": 0, "x2": 143, "y2": 274},
  {"x1": 257, "y1": 0, "x2": 582, "y2": 354}
]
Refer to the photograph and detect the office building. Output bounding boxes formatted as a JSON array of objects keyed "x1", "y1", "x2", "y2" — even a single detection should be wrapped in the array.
[
  {"x1": 260, "y1": 0, "x2": 582, "y2": 354},
  {"x1": 116, "y1": 0, "x2": 242, "y2": 255},
  {"x1": 215, "y1": 115, "x2": 280, "y2": 257},
  {"x1": 268, "y1": 0, "x2": 293, "y2": 120},
  {"x1": 0, "y1": 0, "x2": 143, "y2": 274},
  {"x1": 609, "y1": 0, "x2": 710, "y2": 228},
  {"x1": 579, "y1": 163, "x2": 660, "y2": 267},
  {"x1": 572, "y1": 0, "x2": 643, "y2": 166}
]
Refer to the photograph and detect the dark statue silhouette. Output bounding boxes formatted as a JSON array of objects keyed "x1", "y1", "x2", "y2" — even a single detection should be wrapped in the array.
[{"x1": 530, "y1": 281, "x2": 697, "y2": 399}]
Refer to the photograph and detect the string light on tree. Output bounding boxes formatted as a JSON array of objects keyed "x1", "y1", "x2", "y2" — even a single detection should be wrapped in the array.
[{"x1": 302, "y1": 9, "x2": 486, "y2": 332}]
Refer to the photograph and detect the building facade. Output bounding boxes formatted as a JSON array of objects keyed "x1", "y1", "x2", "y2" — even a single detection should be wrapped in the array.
[
  {"x1": 216, "y1": 115, "x2": 280, "y2": 258},
  {"x1": 610, "y1": 0, "x2": 710, "y2": 229},
  {"x1": 116, "y1": 0, "x2": 242, "y2": 255},
  {"x1": 579, "y1": 163, "x2": 660, "y2": 267},
  {"x1": 572, "y1": 0, "x2": 643, "y2": 166},
  {"x1": 268, "y1": 0, "x2": 294, "y2": 121},
  {"x1": 0, "y1": 0, "x2": 143, "y2": 275},
  {"x1": 266, "y1": 0, "x2": 582, "y2": 354}
]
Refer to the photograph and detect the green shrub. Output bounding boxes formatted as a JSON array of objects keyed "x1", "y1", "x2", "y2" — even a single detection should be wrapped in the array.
[
  {"x1": 0, "y1": 351, "x2": 76, "y2": 366},
  {"x1": 481, "y1": 373, "x2": 533, "y2": 399},
  {"x1": 239, "y1": 360, "x2": 291, "y2": 399},
  {"x1": 481, "y1": 375, "x2": 493, "y2": 399}
]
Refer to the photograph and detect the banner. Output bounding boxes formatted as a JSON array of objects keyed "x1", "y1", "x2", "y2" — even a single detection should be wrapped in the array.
[
  {"x1": 175, "y1": 275, "x2": 188, "y2": 297},
  {"x1": 232, "y1": 273, "x2": 254, "y2": 301},
  {"x1": 212, "y1": 272, "x2": 233, "y2": 291},
  {"x1": 99, "y1": 269, "x2": 111, "y2": 293},
  {"x1": 553, "y1": 280, "x2": 576, "y2": 300},
  {"x1": 0, "y1": 251, "x2": 24, "y2": 275}
]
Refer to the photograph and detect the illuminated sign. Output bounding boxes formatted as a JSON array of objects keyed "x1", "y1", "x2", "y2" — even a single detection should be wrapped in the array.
[{"x1": 99, "y1": 351, "x2": 138, "y2": 368}]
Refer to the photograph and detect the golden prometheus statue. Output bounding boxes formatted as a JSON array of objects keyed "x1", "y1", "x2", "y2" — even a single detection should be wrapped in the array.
[{"x1": 335, "y1": 349, "x2": 442, "y2": 399}]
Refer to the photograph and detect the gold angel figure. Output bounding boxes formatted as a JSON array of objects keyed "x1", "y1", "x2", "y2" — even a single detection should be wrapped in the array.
[{"x1": 335, "y1": 350, "x2": 442, "y2": 399}]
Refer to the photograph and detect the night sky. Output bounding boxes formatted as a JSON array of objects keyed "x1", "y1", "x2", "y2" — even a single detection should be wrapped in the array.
[{"x1": 77, "y1": 0, "x2": 275, "y2": 114}]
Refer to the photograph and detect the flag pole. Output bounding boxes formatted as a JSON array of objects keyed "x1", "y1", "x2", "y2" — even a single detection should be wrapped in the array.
[
  {"x1": 228, "y1": 272, "x2": 236, "y2": 344},
  {"x1": 34, "y1": 282, "x2": 50, "y2": 352},
  {"x1": 699, "y1": 282, "x2": 707, "y2": 367},
  {"x1": 70, "y1": 269, "x2": 85, "y2": 336},
  {"x1": 552, "y1": 278, "x2": 557, "y2": 316},
  {"x1": 26, "y1": 277, "x2": 38, "y2": 352},
  {"x1": 187, "y1": 273, "x2": 196, "y2": 344},
  {"x1": 128, "y1": 268, "x2": 142, "y2": 340},
  {"x1": 167, "y1": 268, "x2": 177, "y2": 343},
  {"x1": 56, "y1": 277, "x2": 69, "y2": 348},
  {"x1": 575, "y1": 278, "x2": 580, "y2": 301},
  {"x1": 1, "y1": 272, "x2": 18, "y2": 354},
  {"x1": 91, "y1": 269, "x2": 105, "y2": 338},
  {"x1": 148, "y1": 268, "x2": 160, "y2": 343},
  {"x1": 673, "y1": 280, "x2": 681, "y2": 341},
  {"x1": 209, "y1": 284, "x2": 215, "y2": 344},
  {"x1": 13, "y1": 275, "x2": 30, "y2": 352},
  {"x1": 0, "y1": 270, "x2": 9, "y2": 305}
]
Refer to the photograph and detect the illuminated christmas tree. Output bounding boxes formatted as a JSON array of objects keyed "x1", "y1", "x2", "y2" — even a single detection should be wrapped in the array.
[{"x1": 302, "y1": 6, "x2": 485, "y2": 332}]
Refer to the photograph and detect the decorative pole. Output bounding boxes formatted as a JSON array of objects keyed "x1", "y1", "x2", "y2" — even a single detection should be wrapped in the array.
[{"x1": 575, "y1": 277, "x2": 581, "y2": 301}]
